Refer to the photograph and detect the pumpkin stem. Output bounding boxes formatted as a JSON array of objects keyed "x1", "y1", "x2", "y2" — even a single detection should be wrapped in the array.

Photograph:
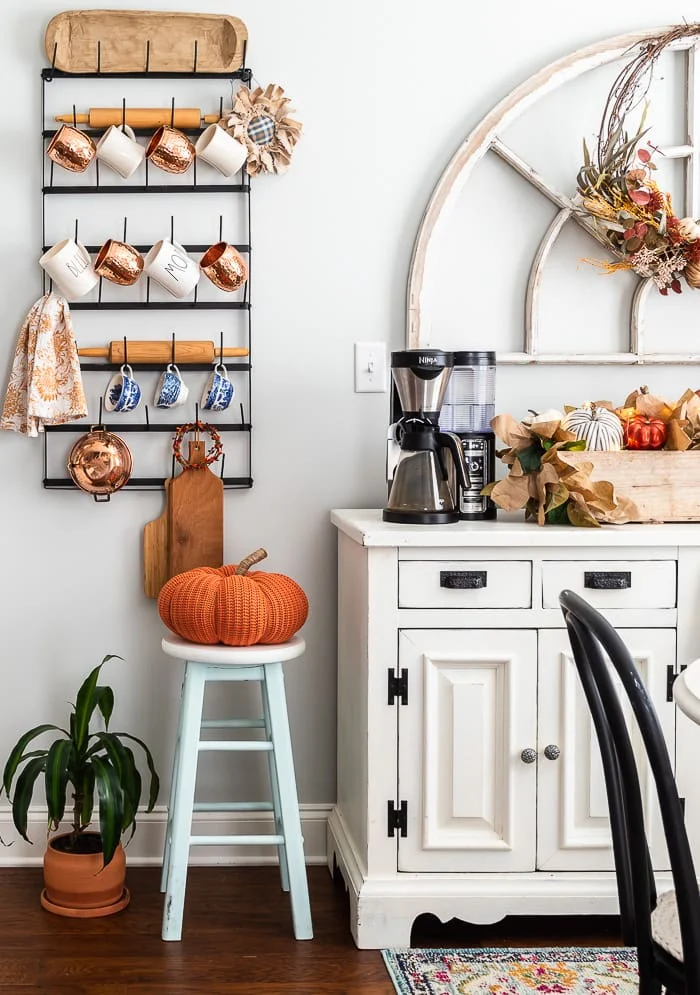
[
  {"x1": 235, "y1": 548, "x2": 268, "y2": 575},
  {"x1": 640, "y1": 385, "x2": 649, "y2": 394}
]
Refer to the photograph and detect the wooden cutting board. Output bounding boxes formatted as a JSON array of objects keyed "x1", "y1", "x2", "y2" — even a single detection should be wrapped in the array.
[
  {"x1": 143, "y1": 478, "x2": 172, "y2": 599},
  {"x1": 168, "y1": 441, "x2": 224, "y2": 579}
]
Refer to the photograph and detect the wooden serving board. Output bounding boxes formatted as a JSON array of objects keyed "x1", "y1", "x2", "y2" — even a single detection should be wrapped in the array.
[
  {"x1": 564, "y1": 450, "x2": 700, "y2": 522},
  {"x1": 143, "y1": 478, "x2": 172, "y2": 599},
  {"x1": 167, "y1": 442, "x2": 224, "y2": 578},
  {"x1": 45, "y1": 10, "x2": 248, "y2": 74}
]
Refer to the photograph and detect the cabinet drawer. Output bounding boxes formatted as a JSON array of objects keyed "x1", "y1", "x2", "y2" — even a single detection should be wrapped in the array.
[
  {"x1": 398, "y1": 560, "x2": 532, "y2": 608},
  {"x1": 542, "y1": 560, "x2": 676, "y2": 609}
]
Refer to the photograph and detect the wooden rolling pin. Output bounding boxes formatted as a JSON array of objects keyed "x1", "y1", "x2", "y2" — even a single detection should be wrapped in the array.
[
  {"x1": 79, "y1": 341, "x2": 248, "y2": 364},
  {"x1": 56, "y1": 108, "x2": 221, "y2": 129}
]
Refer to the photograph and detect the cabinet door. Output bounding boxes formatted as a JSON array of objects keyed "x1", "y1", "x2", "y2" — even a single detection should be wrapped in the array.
[
  {"x1": 397, "y1": 629, "x2": 537, "y2": 873},
  {"x1": 537, "y1": 629, "x2": 675, "y2": 872}
]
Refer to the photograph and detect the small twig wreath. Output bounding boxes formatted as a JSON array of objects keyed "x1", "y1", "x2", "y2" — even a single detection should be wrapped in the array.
[
  {"x1": 220, "y1": 83, "x2": 302, "y2": 175},
  {"x1": 173, "y1": 421, "x2": 223, "y2": 469}
]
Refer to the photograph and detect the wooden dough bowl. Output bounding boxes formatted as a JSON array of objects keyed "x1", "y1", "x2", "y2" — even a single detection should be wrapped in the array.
[{"x1": 45, "y1": 10, "x2": 248, "y2": 74}]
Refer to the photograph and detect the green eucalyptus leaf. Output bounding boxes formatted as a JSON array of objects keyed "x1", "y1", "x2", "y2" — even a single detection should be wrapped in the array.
[{"x1": 546, "y1": 501, "x2": 571, "y2": 526}]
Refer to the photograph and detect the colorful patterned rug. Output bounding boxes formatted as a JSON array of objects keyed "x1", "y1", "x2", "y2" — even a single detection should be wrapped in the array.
[{"x1": 381, "y1": 947, "x2": 638, "y2": 994}]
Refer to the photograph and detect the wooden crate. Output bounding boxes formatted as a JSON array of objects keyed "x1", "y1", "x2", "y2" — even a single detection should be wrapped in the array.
[{"x1": 565, "y1": 451, "x2": 700, "y2": 523}]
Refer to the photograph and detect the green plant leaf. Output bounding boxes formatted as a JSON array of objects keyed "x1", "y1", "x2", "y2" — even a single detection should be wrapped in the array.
[
  {"x1": 119, "y1": 745, "x2": 142, "y2": 839},
  {"x1": 80, "y1": 768, "x2": 95, "y2": 830},
  {"x1": 73, "y1": 655, "x2": 122, "y2": 755},
  {"x1": 44, "y1": 740, "x2": 73, "y2": 829},
  {"x1": 111, "y1": 733, "x2": 160, "y2": 811},
  {"x1": 3, "y1": 725, "x2": 65, "y2": 796},
  {"x1": 11, "y1": 756, "x2": 46, "y2": 842},
  {"x1": 95, "y1": 686, "x2": 115, "y2": 730},
  {"x1": 561, "y1": 439, "x2": 588, "y2": 451},
  {"x1": 546, "y1": 501, "x2": 571, "y2": 526},
  {"x1": 91, "y1": 755, "x2": 124, "y2": 867},
  {"x1": 517, "y1": 443, "x2": 542, "y2": 474}
]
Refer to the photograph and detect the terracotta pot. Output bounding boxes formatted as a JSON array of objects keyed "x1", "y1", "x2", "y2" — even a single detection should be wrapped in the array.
[{"x1": 41, "y1": 833, "x2": 130, "y2": 918}]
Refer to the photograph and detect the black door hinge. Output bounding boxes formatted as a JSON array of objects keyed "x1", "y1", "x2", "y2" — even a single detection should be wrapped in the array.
[
  {"x1": 388, "y1": 668, "x2": 408, "y2": 705},
  {"x1": 667, "y1": 664, "x2": 687, "y2": 702},
  {"x1": 387, "y1": 799, "x2": 408, "y2": 838}
]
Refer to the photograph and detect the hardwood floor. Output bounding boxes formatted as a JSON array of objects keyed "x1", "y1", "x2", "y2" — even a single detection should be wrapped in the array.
[{"x1": 0, "y1": 864, "x2": 623, "y2": 994}]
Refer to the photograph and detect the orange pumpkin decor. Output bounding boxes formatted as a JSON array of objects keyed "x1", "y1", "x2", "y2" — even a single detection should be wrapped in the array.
[
  {"x1": 623, "y1": 415, "x2": 668, "y2": 450},
  {"x1": 158, "y1": 548, "x2": 308, "y2": 646}
]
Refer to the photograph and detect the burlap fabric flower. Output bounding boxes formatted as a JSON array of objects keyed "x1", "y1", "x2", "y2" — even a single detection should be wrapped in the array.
[{"x1": 221, "y1": 84, "x2": 302, "y2": 176}]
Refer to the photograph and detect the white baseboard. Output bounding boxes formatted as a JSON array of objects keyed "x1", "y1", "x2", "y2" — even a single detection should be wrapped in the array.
[{"x1": 0, "y1": 804, "x2": 333, "y2": 866}]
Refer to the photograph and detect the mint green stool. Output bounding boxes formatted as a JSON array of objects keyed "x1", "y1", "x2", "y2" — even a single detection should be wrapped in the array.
[{"x1": 160, "y1": 634, "x2": 312, "y2": 942}]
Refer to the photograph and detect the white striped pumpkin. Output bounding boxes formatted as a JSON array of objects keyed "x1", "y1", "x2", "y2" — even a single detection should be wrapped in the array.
[{"x1": 562, "y1": 404, "x2": 624, "y2": 451}]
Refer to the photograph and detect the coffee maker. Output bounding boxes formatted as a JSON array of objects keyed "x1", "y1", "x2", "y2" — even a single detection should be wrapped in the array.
[{"x1": 383, "y1": 349, "x2": 469, "y2": 524}]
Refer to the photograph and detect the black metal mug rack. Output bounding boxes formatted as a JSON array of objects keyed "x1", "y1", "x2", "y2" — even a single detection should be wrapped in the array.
[{"x1": 40, "y1": 58, "x2": 254, "y2": 491}]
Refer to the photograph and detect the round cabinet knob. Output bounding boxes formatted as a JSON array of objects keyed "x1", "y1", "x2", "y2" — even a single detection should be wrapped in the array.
[
  {"x1": 544, "y1": 744, "x2": 561, "y2": 761},
  {"x1": 520, "y1": 748, "x2": 537, "y2": 764}
]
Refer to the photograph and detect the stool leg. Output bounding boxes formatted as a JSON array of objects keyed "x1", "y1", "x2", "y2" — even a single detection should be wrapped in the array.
[
  {"x1": 263, "y1": 662, "x2": 313, "y2": 940},
  {"x1": 261, "y1": 679, "x2": 290, "y2": 893},
  {"x1": 162, "y1": 662, "x2": 205, "y2": 942},
  {"x1": 161, "y1": 669, "x2": 187, "y2": 893}
]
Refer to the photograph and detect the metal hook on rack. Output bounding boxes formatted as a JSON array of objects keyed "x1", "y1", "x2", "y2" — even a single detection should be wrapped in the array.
[
  {"x1": 72, "y1": 104, "x2": 77, "y2": 128},
  {"x1": 218, "y1": 215, "x2": 223, "y2": 242},
  {"x1": 123, "y1": 336, "x2": 129, "y2": 366},
  {"x1": 97, "y1": 40, "x2": 102, "y2": 74},
  {"x1": 239, "y1": 402, "x2": 245, "y2": 425},
  {"x1": 219, "y1": 95, "x2": 224, "y2": 120},
  {"x1": 170, "y1": 215, "x2": 174, "y2": 243},
  {"x1": 74, "y1": 218, "x2": 79, "y2": 243},
  {"x1": 98, "y1": 395, "x2": 104, "y2": 425},
  {"x1": 123, "y1": 216, "x2": 128, "y2": 242},
  {"x1": 193, "y1": 40, "x2": 198, "y2": 74},
  {"x1": 218, "y1": 452, "x2": 226, "y2": 479},
  {"x1": 144, "y1": 405, "x2": 150, "y2": 430},
  {"x1": 171, "y1": 332, "x2": 176, "y2": 366},
  {"x1": 145, "y1": 40, "x2": 151, "y2": 74},
  {"x1": 170, "y1": 97, "x2": 175, "y2": 129},
  {"x1": 121, "y1": 97, "x2": 126, "y2": 132},
  {"x1": 219, "y1": 330, "x2": 224, "y2": 364}
]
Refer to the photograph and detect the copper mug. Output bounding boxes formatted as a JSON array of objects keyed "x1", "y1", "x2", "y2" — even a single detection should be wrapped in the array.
[
  {"x1": 200, "y1": 242, "x2": 248, "y2": 292},
  {"x1": 47, "y1": 124, "x2": 96, "y2": 173},
  {"x1": 146, "y1": 126, "x2": 195, "y2": 174},
  {"x1": 95, "y1": 239, "x2": 144, "y2": 286}
]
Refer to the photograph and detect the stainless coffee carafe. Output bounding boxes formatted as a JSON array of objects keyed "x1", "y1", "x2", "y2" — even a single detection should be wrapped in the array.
[{"x1": 383, "y1": 350, "x2": 470, "y2": 525}]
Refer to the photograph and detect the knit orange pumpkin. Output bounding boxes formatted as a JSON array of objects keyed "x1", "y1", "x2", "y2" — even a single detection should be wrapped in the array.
[{"x1": 158, "y1": 548, "x2": 308, "y2": 646}]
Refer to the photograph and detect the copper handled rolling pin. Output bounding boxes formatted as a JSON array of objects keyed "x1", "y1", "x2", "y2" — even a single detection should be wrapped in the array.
[
  {"x1": 56, "y1": 109, "x2": 221, "y2": 129},
  {"x1": 78, "y1": 342, "x2": 249, "y2": 364}
]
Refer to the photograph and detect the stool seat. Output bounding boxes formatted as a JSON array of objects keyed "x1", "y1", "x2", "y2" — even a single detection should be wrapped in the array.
[
  {"x1": 160, "y1": 633, "x2": 313, "y2": 943},
  {"x1": 161, "y1": 634, "x2": 306, "y2": 665}
]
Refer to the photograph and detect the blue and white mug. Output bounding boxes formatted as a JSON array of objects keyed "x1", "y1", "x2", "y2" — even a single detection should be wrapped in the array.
[
  {"x1": 104, "y1": 364, "x2": 141, "y2": 413},
  {"x1": 200, "y1": 364, "x2": 234, "y2": 412},
  {"x1": 154, "y1": 364, "x2": 188, "y2": 408}
]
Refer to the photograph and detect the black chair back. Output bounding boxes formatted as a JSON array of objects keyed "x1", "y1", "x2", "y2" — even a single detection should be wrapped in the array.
[{"x1": 560, "y1": 589, "x2": 700, "y2": 992}]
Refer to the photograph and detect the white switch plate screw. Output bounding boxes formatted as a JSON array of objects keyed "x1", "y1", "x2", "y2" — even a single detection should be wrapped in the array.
[{"x1": 354, "y1": 341, "x2": 387, "y2": 393}]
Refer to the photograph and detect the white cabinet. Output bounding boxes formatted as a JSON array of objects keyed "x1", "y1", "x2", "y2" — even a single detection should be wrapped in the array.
[
  {"x1": 328, "y1": 512, "x2": 700, "y2": 949},
  {"x1": 536, "y1": 628, "x2": 675, "y2": 872},
  {"x1": 397, "y1": 629, "x2": 537, "y2": 873}
]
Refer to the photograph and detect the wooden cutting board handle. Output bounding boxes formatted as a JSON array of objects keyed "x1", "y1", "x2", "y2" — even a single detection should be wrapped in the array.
[
  {"x1": 79, "y1": 341, "x2": 248, "y2": 364},
  {"x1": 168, "y1": 441, "x2": 224, "y2": 578},
  {"x1": 143, "y1": 478, "x2": 172, "y2": 599}
]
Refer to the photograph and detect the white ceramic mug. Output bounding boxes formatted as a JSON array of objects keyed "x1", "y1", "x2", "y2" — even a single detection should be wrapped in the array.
[
  {"x1": 39, "y1": 238, "x2": 99, "y2": 299},
  {"x1": 195, "y1": 124, "x2": 248, "y2": 177},
  {"x1": 143, "y1": 239, "x2": 200, "y2": 299},
  {"x1": 96, "y1": 124, "x2": 145, "y2": 179}
]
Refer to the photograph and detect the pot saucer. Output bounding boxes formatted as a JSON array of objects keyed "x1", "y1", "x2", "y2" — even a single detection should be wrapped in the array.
[{"x1": 40, "y1": 886, "x2": 130, "y2": 918}]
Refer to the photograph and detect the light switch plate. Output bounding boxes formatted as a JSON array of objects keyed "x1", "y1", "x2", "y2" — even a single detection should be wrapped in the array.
[{"x1": 354, "y1": 341, "x2": 387, "y2": 393}]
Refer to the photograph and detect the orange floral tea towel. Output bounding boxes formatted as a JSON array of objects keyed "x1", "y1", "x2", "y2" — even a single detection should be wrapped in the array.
[{"x1": 1, "y1": 293, "x2": 87, "y2": 437}]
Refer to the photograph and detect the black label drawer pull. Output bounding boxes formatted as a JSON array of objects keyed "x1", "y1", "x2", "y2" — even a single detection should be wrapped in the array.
[
  {"x1": 440, "y1": 570, "x2": 487, "y2": 590},
  {"x1": 584, "y1": 571, "x2": 632, "y2": 590}
]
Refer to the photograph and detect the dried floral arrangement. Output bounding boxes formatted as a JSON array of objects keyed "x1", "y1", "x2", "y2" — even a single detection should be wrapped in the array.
[
  {"x1": 221, "y1": 83, "x2": 302, "y2": 176},
  {"x1": 577, "y1": 23, "x2": 700, "y2": 293},
  {"x1": 483, "y1": 412, "x2": 638, "y2": 527}
]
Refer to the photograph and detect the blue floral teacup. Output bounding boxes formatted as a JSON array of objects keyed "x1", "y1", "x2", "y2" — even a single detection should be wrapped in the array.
[
  {"x1": 154, "y1": 364, "x2": 188, "y2": 408},
  {"x1": 200, "y1": 364, "x2": 234, "y2": 412},
  {"x1": 104, "y1": 364, "x2": 141, "y2": 413}
]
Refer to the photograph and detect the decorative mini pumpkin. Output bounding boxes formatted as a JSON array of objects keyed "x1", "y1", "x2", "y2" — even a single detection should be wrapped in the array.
[
  {"x1": 624, "y1": 414, "x2": 668, "y2": 450},
  {"x1": 158, "y1": 548, "x2": 308, "y2": 646},
  {"x1": 561, "y1": 403, "x2": 624, "y2": 451},
  {"x1": 623, "y1": 384, "x2": 673, "y2": 421}
]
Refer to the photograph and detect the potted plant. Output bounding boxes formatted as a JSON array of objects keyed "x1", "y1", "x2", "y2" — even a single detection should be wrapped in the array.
[{"x1": 2, "y1": 654, "x2": 159, "y2": 917}]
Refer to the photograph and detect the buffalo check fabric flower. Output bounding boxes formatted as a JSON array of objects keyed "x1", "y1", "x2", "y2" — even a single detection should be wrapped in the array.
[{"x1": 221, "y1": 83, "x2": 302, "y2": 175}]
